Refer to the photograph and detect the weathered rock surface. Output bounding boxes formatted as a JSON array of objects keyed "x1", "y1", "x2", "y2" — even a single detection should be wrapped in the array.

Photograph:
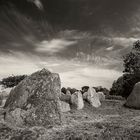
[
  {"x1": 71, "y1": 91, "x2": 84, "y2": 110},
  {"x1": 60, "y1": 92, "x2": 71, "y2": 104},
  {"x1": 60, "y1": 101, "x2": 70, "y2": 112},
  {"x1": 83, "y1": 87, "x2": 101, "y2": 108},
  {"x1": 98, "y1": 92, "x2": 105, "y2": 101},
  {"x1": 66, "y1": 90, "x2": 71, "y2": 96},
  {"x1": 125, "y1": 82, "x2": 140, "y2": 109},
  {"x1": 4, "y1": 69, "x2": 62, "y2": 127}
]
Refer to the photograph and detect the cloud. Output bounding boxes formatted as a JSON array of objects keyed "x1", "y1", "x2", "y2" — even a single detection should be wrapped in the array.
[
  {"x1": 60, "y1": 66, "x2": 122, "y2": 89},
  {"x1": 0, "y1": 0, "x2": 139, "y2": 89},
  {"x1": 0, "y1": 51, "x2": 122, "y2": 89},
  {"x1": 0, "y1": 53, "x2": 39, "y2": 78},
  {"x1": 35, "y1": 39, "x2": 77, "y2": 54},
  {"x1": 27, "y1": 0, "x2": 44, "y2": 10},
  {"x1": 106, "y1": 47, "x2": 114, "y2": 51},
  {"x1": 112, "y1": 37, "x2": 138, "y2": 48},
  {"x1": 2, "y1": 0, "x2": 140, "y2": 36}
]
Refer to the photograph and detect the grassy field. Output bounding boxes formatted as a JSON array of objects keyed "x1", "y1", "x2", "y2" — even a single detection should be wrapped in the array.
[{"x1": 0, "y1": 99, "x2": 140, "y2": 140}]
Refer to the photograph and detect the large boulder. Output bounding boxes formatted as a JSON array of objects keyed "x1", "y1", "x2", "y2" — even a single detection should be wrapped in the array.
[
  {"x1": 83, "y1": 87, "x2": 101, "y2": 108},
  {"x1": 71, "y1": 91, "x2": 84, "y2": 110},
  {"x1": 125, "y1": 82, "x2": 140, "y2": 109},
  {"x1": 4, "y1": 69, "x2": 62, "y2": 128}
]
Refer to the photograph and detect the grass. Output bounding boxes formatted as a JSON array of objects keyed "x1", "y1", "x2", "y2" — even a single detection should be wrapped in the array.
[{"x1": 0, "y1": 99, "x2": 140, "y2": 140}]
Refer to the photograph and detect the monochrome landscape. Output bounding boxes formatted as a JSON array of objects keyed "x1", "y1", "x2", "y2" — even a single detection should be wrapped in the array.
[{"x1": 0, "y1": 0, "x2": 140, "y2": 139}]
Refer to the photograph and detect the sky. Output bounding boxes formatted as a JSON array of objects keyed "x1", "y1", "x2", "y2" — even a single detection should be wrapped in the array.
[{"x1": 0, "y1": 0, "x2": 140, "y2": 89}]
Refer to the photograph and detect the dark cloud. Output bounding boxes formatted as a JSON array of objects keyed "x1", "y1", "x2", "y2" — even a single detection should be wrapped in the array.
[
  {"x1": 1, "y1": 0, "x2": 140, "y2": 32},
  {"x1": 0, "y1": 0, "x2": 140, "y2": 57},
  {"x1": 1, "y1": 0, "x2": 140, "y2": 87},
  {"x1": 0, "y1": 2, "x2": 53, "y2": 53},
  {"x1": 40, "y1": 0, "x2": 140, "y2": 34}
]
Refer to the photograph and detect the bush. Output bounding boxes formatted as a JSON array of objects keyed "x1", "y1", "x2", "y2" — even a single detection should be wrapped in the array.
[
  {"x1": 93, "y1": 86, "x2": 110, "y2": 95},
  {"x1": 110, "y1": 76, "x2": 124, "y2": 96},
  {"x1": 0, "y1": 75, "x2": 27, "y2": 88},
  {"x1": 61, "y1": 87, "x2": 67, "y2": 94},
  {"x1": 81, "y1": 86, "x2": 89, "y2": 94},
  {"x1": 105, "y1": 95, "x2": 125, "y2": 100},
  {"x1": 110, "y1": 74, "x2": 140, "y2": 98},
  {"x1": 67, "y1": 87, "x2": 77, "y2": 94},
  {"x1": 110, "y1": 40, "x2": 140, "y2": 98}
]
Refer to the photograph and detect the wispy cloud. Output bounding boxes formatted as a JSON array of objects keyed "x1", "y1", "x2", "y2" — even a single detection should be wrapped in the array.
[
  {"x1": 112, "y1": 37, "x2": 138, "y2": 48},
  {"x1": 0, "y1": 51, "x2": 122, "y2": 89},
  {"x1": 27, "y1": 0, "x2": 44, "y2": 10},
  {"x1": 35, "y1": 39, "x2": 77, "y2": 54}
]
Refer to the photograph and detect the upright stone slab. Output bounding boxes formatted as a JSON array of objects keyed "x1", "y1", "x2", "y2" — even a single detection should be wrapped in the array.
[
  {"x1": 71, "y1": 91, "x2": 84, "y2": 110},
  {"x1": 4, "y1": 69, "x2": 62, "y2": 127},
  {"x1": 60, "y1": 92, "x2": 71, "y2": 104},
  {"x1": 66, "y1": 90, "x2": 71, "y2": 96},
  {"x1": 83, "y1": 87, "x2": 101, "y2": 108},
  {"x1": 60, "y1": 101, "x2": 70, "y2": 112},
  {"x1": 98, "y1": 92, "x2": 105, "y2": 101}
]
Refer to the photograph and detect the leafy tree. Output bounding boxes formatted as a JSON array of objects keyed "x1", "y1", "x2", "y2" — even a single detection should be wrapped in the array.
[
  {"x1": 0, "y1": 75, "x2": 27, "y2": 88},
  {"x1": 123, "y1": 40, "x2": 140, "y2": 74},
  {"x1": 110, "y1": 40, "x2": 140, "y2": 98}
]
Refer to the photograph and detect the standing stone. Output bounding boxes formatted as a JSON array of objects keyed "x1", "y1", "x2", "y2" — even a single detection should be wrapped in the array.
[
  {"x1": 71, "y1": 91, "x2": 84, "y2": 110},
  {"x1": 97, "y1": 92, "x2": 105, "y2": 101},
  {"x1": 60, "y1": 101, "x2": 70, "y2": 112},
  {"x1": 83, "y1": 87, "x2": 101, "y2": 108},
  {"x1": 60, "y1": 92, "x2": 71, "y2": 104},
  {"x1": 66, "y1": 90, "x2": 71, "y2": 96},
  {"x1": 4, "y1": 69, "x2": 62, "y2": 128},
  {"x1": 125, "y1": 82, "x2": 140, "y2": 109}
]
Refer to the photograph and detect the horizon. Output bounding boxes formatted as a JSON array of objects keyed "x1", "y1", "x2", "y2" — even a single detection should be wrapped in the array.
[
  {"x1": 0, "y1": 0, "x2": 139, "y2": 89},
  {"x1": 0, "y1": 66, "x2": 122, "y2": 89}
]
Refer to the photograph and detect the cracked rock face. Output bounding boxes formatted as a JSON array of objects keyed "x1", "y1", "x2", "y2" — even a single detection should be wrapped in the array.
[{"x1": 4, "y1": 69, "x2": 62, "y2": 128}]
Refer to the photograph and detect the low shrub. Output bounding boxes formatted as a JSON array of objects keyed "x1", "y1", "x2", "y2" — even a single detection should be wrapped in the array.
[
  {"x1": 105, "y1": 95, "x2": 125, "y2": 100},
  {"x1": 67, "y1": 87, "x2": 77, "y2": 94},
  {"x1": 93, "y1": 86, "x2": 110, "y2": 95},
  {"x1": 0, "y1": 75, "x2": 27, "y2": 88},
  {"x1": 61, "y1": 87, "x2": 67, "y2": 94}
]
